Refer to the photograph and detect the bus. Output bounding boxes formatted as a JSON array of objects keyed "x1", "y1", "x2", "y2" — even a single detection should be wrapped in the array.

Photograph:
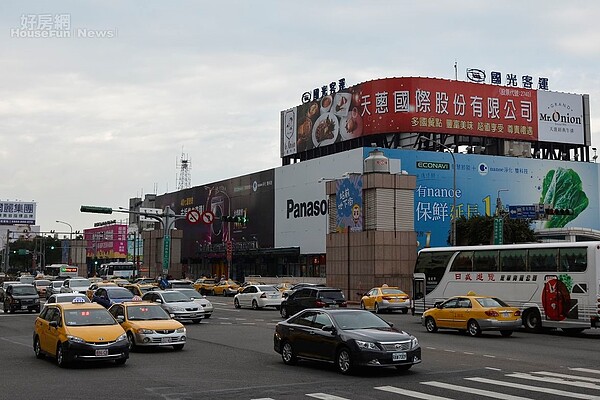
[
  {"x1": 45, "y1": 264, "x2": 79, "y2": 278},
  {"x1": 412, "y1": 241, "x2": 600, "y2": 333},
  {"x1": 98, "y1": 262, "x2": 137, "y2": 280}
]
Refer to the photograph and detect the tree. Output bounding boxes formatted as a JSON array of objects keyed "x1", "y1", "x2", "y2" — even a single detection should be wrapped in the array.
[{"x1": 454, "y1": 215, "x2": 537, "y2": 246}]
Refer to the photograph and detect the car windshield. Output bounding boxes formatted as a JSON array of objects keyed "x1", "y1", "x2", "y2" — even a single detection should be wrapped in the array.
[
  {"x1": 35, "y1": 280, "x2": 51, "y2": 287},
  {"x1": 331, "y1": 311, "x2": 391, "y2": 330},
  {"x1": 381, "y1": 288, "x2": 406, "y2": 295},
  {"x1": 71, "y1": 279, "x2": 91, "y2": 287},
  {"x1": 107, "y1": 288, "x2": 135, "y2": 299},
  {"x1": 257, "y1": 285, "x2": 278, "y2": 292},
  {"x1": 174, "y1": 289, "x2": 199, "y2": 298},
  {"x1": 12, "y1": 286, "x2": 38, "y2": 296},
  {"x1": 319, "y1": 291, "x2": 345, "y2": 300},
  {"x1": 63, "y1": 308, "x2": 117, "y2": 326},
  {"x1": 127, "y1": 305, "x2": 169, "y2": 320},
  {"x1": 52, "y1": 281, "x2": 64, "y2": 288},
  {"x1": 162, "y1": 292, "x2": 191, "y2": 302},
  {"x1": 476, "y1": 297, "x2": 509, "y2": 308}
]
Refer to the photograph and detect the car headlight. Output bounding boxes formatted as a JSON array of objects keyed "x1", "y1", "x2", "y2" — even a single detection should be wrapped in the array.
[
  {"x1": 411, "y1": 336, "x2": 419, "y2": 349},
  {"x1": 137, "y1": 329, "x2": 154, "y2": 334},
  {"x1": 176, "y1": 327, "x2": 186, "y2": 334},
  {"x1": 117, "y1": 333, "x2": 128, "y2": 342},
  {"x1": 170, "y1": 306, "x2": 185, "y2": 312},
  {"x1": 67, "y1": 335, "x2": 86, "y2": 344},
  {"x1": 356, "y1": 340, "x2": 378, "y2": 350},
  {"x1": 34, "y1": 298, "x2": 40, "y2": 303}
]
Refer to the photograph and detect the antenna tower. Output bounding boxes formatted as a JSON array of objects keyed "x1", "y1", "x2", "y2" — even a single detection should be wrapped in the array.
[{"x1": 176, "y1": 151, "x2": 192, "y2": 190}]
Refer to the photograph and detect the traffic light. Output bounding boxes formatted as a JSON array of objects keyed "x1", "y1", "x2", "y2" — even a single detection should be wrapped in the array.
[
  {"x1": 545, "y1": 207, "x2": 574, "y2": 216},
  {"x1": 80, "y1": 205, "x2": 113, "y2": 214},
  {"x1": 221, "y1": 215, "x2": 249, "y2": 225}
]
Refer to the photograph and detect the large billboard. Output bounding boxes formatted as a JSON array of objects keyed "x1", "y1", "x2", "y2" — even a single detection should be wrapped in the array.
[
  {"x1": 156, "y1": 170, "x2": 275, "y2": 260},
  {"x1": 84, "y1": 224, "x2": 128, "y2": 259},
  {"x1": 281, "y1": 77, "x2": 587, "y2": 157},
  {"x1": 0, "y1": 201, "x2": 36, "y2": 225},
  {"x1": 274, "y1": 147, "x2": 600, "y2": 253}
]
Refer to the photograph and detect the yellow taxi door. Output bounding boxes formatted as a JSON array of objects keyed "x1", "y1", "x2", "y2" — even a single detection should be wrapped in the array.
[
  {"x1": 452, "y1": 298, "x2": 472, "y2": 330},
  {"x1": 437, "y1": 298, "x2": 460, "y2": 329},
  {"x1": 363, "y1": 289, "x2": 376, "y2": 310}
]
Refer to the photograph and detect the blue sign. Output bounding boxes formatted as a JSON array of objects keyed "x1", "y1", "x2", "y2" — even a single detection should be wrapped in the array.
[{"x1": 508, "y1": 205, "x2": 538, "y2": 219}]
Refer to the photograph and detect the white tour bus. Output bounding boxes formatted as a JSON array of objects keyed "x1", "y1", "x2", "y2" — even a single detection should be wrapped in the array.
[
  {"x1": 412, "y1": 241, "x2": 600, "y2": 333},
  {"x1": 98, "y1": 262, "x2": 136, "y2": 280},
  {"x1": 45, "y1": 264, "x2": 79, "y2": 278}
]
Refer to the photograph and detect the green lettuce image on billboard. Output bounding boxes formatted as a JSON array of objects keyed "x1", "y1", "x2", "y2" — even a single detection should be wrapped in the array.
[{"x1": 540, "y1": 168, "x2": 589, "y2": 228}]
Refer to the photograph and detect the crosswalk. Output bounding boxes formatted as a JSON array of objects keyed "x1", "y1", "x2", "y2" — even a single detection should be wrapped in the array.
[{"x1": 251, "y1": 367, "x2": 600, "y2": 400}]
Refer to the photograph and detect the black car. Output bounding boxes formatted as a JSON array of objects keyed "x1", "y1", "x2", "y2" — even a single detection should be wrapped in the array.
[
  {"x1": 3, "y1": 283, "x2": 40, "y2": 313},
  {"x1": 274, "y1": 308, "x2": 421, "y2": 374},
  {"x1": 280, "y1": 287, "x2": 346, "y2": 318}
]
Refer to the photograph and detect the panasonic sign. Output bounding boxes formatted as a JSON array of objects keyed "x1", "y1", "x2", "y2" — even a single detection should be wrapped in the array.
[
  {"x1": 286, "y1": 199, "x2": 328, "y2": 219},
  {"x1": 416, "y1": 161, "x2": 450, "y2": 170}
]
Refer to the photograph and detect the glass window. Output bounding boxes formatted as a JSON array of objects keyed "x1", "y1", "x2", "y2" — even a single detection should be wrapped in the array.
[
  {"x1": 528, "y1": 248, "x2": 558, "y2": 272},
  {"x1": 415, "y1": 251, "x2": 454, "y2": 293},
  {"x1": 500, "y1": 249, "x2": 527, "y2": 272},
  {"x1": 559, "y1": 247, "x2": 587, "y2": 272},
  {"x1": 450, "y1": 251, "x2": 473, "y2": 272},
  {"x1": 312, "y1": 313, "x2": 333, "y2": 329},
  {"x1": 476, "y1": 297, "x2": 508, "y2": 307},
  {"x1": 291, "y1": 311, "x2": 316, "y2": 327},
  {"x1": 457, "y1": 298, "x2": 472, "y2": 308},
  {"x1": 442, "y1": 298, "x2": 459, "y2": 309},
  {"x1": 473, "y1": 250, "x2": 498, "y2": 272}
]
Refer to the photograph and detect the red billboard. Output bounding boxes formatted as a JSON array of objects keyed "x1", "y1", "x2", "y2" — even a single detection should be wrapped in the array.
[
  {"x1": 84, "y1": 224, "x2": 128, "y2": 259},
  {"x1": 282, "y1": 77, "x2": 542, "y2": 156}
]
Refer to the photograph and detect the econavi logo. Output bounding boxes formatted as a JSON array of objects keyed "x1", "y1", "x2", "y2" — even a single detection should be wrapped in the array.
[{"x1": 478, "y1": 163, "x2": 489, "y2": 176}]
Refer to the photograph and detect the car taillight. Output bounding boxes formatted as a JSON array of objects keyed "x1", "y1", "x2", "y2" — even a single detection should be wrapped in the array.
[
  {"x1": 514, "y1": 310, "x2": 521, "y2": 316},
  {"x1": 340, "y1": 301, "x2": 347, "y2": 307},
  {"x1": 315, "y1": 300, "x2": 326, "y2": 307},
  {"x1": 485, "y1": 310, "x2": 499, "y2": 317},
  {"x1": 260, "y1": 293, "x2": 267, "y2": 298}
]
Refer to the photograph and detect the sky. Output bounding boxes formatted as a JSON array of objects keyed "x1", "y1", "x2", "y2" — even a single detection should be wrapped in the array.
[{"x1": 1, "y1": 1, "x2": 599, "y2": 236}]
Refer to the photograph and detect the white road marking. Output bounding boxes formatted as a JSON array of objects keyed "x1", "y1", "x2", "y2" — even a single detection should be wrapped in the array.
[
  {"x1": 468, "y1": 377, "x2": 600, "y2": 400},
  {"x1": 306, "y1": 394, "x2": 350, "y2": 400},
  {"x1": 532, "y1": 371, "x2": 600, "y2": 383},
  {"x1": 422, "y1": 381, "x2": 532, "y2": 400},
  {"x1": 507, "y1": 372, "x2": 600, "y2": 390},
  {"x1": 375, "y1": 385, "x2": 455, "y2": 399}
]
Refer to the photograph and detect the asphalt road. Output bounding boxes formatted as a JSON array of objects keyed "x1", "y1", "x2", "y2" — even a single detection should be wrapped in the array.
[{"x1": 2, "y1": 296, "x2": 600, "y2": 400}]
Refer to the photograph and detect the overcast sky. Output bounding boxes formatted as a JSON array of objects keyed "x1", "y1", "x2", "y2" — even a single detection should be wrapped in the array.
[{"x1": 1, "y1": 1, "x2": 599, "y2": 235}]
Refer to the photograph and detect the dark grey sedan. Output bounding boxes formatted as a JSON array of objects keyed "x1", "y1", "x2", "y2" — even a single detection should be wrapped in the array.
[{"x1": 274, "y1": 308, "x2": 421, "y2": 374}]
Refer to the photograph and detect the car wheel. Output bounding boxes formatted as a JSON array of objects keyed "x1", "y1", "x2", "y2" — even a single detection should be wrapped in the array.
[
  {"x1": 523, "y1": 309, "x2": 542, "y2": 333},
  {"x1": 173, "y1": 344, "x2": 184, "y2": 351},
  {"x1": 56, "y1": 343, "x2": 68, "y2": 368},
  {"x1": 252, "y1": 300, "x2": 259, "y2": 310},
  {"x1": 280, "y1": 306, "x2": 288, "y2": 319},
  {"x1": 467, "y1": 319, "x2": 482, "y2": 337},
  {"x1": 374, "y1": 303, "x2": 381, "y2": 314},
  {"x1": 114, "y1": 358, "x2": 127, "y2": 365},
  {"x1": 500, "y1": 330, "x2": 513, "y2": 337},
  {"x1": 336, "y1": 347, "x2": 353, "y2": 375},
  {"x1": 360, "y1": 301, "x2": 365, "y2": 310},
  {"x1": 127, "y1": 332, "x2": 136, "y2": 351},
  {"x1": 401, "y1": 308, "x2": 409, "y2": 314},
  {"x1": 33, "y1": 336, "x2": 44, "y2": 359},
  {"x1": 395, "y1": 364, "x2": 412, "y2": 371},
  {"x1": 234, "y1": 298, "x2": 241, "y2": 309},
  {"x1": 425, "y1": 317, "x2": 438, "y2": 333},
  {"x1": 281, "y1": 341, "x2": 297, "y2": 365}
]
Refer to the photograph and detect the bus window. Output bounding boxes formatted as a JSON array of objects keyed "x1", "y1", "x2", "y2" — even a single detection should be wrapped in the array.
[
  {"x1": 528, "y1": 248, "x2": 558, "y2": 272},
  {"x1": 450, "y1": 251, "x2": 473, "y2": 272},
  {"x1": 499, "y1": 249, "x2": 527, "y2": 272},
  {"x1": 414, "y1": 251, "x2": 454, "y2": 294},
  {"x1": 559, "y1": 247, "x2": 587, "y2": 272},
  {"x1": 473, "y1": 250, "x2": 498, "y2": 272}
]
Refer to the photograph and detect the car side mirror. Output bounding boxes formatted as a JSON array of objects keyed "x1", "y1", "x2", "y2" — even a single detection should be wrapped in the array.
[
  {"x1": 49, "y1": 321, "x2": 58, "y2": 328},
  {"x1": 116, "y1": 316, "x2": 124, "y2": 323},
  {"x1": 282, "y1": 293, "x2": 288, "y2": 298},
  {"x1": 435, "y1": 302, "x2": 442, "y2": 309},
  {"x1": 155, "y1": 298, "x2": 162, "y2": 303},
  {"x1": 322, "y1": 325, "x2": 336, "y2": 334}
]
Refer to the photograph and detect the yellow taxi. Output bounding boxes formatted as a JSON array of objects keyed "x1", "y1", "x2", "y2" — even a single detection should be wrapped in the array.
[
  {"x1": 275, "y1": 282, "x2": 293, "y2": 293},
  {"x1": 86, "y1": 281, "x2": 118, "y2": 300},
  {"x1": 110, "y1": 278, "x2": 130, "y2": 287},
  {"x1": 237, "y1": 280, "x2": 264, "y2": 293},
  {"x1": 108, "y1": 300, "x2": 186, "y2": 351},
  {"x1": 360, "y1": 285, "x2": 411, "y2": 314},
  {"x1": 212, "y1": 279, "x2": 240, "y2": 296},
  {"x1": 422, "y1": 291, "x2": 522, "y2": 337},
  {"x1": 193, "y1": 278, "x2": 216, "y2": 295},
  {"x1": 123, "y1": 283, "x2": 158, "y2": 297},
  {"x1": 33, "y1": 297, "x2": 129, "y2": 367}
]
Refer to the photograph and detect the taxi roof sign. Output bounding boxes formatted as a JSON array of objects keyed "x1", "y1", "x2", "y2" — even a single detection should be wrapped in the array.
[
  {"x1": 72, "y1": 297, "x2": 87, "y2": 303},
  {"x1": 131, "y1": 295, "x2": 143, "y2": 302}
]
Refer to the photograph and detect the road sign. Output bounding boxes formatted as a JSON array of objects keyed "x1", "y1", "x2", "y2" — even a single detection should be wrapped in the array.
[
  {"x1": 493, "y1": 217, "x2": 503, "y2": 245},
  {"x1": 163, "y1": 235, "x2": 170, "y2": 272},
  {"x1": 201, "y1": 210, "x2": 215, "y2": 225},
  {"x1": 226, "y1": 240, "x2": 232, "y2": 262},
  {"x1": 186, "y1": 209, "x2": 201, "y2": 224},
  {"x1": 508, "y1": 205, "x2": 538, "y2": 219}
]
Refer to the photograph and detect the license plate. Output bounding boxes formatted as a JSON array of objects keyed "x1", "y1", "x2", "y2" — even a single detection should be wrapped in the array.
[
  {"x1": 21, "y1": 306, "x2": 28, "y2": 310},
  {"x1": 329, "y1": 304, "x2": 339, "y2": 308},
  {"x1": 161, "y1": 337, "x2": 170, "y2": 343},
  {"x1": 95, "y1": 349, "x2": 109, "y2": 356},
  {"x1": 393, "y1": 352, "x2": 407, "y2": 361},
  {"x1": 503, "y1": 312, "x2": 510, "y2": 317}
]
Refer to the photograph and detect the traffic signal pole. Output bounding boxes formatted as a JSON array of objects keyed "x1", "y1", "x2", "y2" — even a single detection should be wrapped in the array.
[{"x1": 81, "y1": 205, "x2": 186, "y2": 276}]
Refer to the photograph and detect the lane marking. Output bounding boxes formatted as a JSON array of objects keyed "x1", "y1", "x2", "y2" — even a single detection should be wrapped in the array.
[
  {"x1": 375, "y1": 385, "x2": 454, "y2": 400},
  {"x1": 468, "y1": 377, "x2": 600, "y2": 400},
  {"x1": 306, "y1": 394, "x2": 350, "y2": 400},
  {"x1": 507, "y1": 372, "x2": 600, "y2": 390},
  {"x1": 422, "y1": 381, "x2": 531, "y2": 400}
]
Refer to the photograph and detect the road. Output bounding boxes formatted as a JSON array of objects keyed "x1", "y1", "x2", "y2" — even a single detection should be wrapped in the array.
[{"x1": 2, "y1": 296, "x2": 600, "y2": 400}]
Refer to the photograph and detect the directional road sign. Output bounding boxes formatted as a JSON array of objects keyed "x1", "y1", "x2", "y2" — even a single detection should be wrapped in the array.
[{"x1": 508, "y1": 205, "x2": 538, "y2": 219}]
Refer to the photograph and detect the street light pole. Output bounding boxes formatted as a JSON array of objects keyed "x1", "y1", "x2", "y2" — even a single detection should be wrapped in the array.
[
  {"x1": 420, "y1": 137, "x2": 457, "y2": 246},
  {"x1": 56, "y1": 220, "x2": 73, "y2": 240}
]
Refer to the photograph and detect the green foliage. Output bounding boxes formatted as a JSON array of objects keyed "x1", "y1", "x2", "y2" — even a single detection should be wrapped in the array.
[
  {"x1": 455, "y1": 215, "x2": 537, "y2": 246},
  {"x1": 540, "y1": 168, "x2": 588, "y2": 228}
]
